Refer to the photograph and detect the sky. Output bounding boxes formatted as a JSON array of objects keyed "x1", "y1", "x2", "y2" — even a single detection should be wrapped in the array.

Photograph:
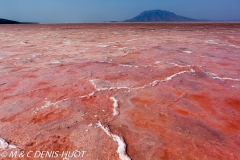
[{"x1": 0, "y1": 0, "x2": 240, "y2": 23}]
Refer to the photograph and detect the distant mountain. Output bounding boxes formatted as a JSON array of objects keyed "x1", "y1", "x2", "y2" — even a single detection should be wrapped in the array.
[
  {"x1": 125, "y1": 10, "x2": 199, "y2": 22},
  {"x1": 0, "y1": 18, "x2": 21, "y2": 24},
  {"x1": 0, "y1": 18, "x2": 38, "y2": 24}
]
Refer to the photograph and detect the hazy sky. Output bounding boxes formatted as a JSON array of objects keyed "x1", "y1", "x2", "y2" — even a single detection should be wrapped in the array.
[{"x1": 0, "y1": 0, "x2": 240, "y2": 23}]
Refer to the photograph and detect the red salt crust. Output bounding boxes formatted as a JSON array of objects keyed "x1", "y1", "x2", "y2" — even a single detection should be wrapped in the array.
[{"x1": 0, "y1": 23, "x2": 240, "y2": 160}]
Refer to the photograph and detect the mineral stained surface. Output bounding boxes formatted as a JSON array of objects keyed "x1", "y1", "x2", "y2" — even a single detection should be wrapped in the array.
[{"x1": 0, "y1": 23, "x2": 240, "y2": 160}]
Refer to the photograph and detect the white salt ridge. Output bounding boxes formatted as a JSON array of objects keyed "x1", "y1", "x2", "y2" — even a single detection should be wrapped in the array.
[
  {"x1": 110, "y1": 97, "x2": 119, "y2": 116},
  {"x1": 90, "y1": 79, "x2": 160, "y2": 94},
  {"x1": 98, "y1": 61, "x2": 107, "y2": 63},
  {"x1": 64, "y1": 41, "x2": 71, "y2": 45},
  {"x1": 36, "y1": 82, "x2": 127, "y2": 113},
  {"x1": 0, "y1": 138, "x2": 17, "y2": 149},
  {"x1": 98, "y1": 59, "x2": 114, "y2": 63},
  {"x1": 89, "y1": 79, "x2": 109, "y2": 91},
  {"x1": 118, "y1": 47, "x2": 129, "y2": 51},
  {"x1": 162, "y1": 69, "x2": 195, "y2": 81},
  {"x1": 96, "y1": 122, "x2": 131, "y2": 160},
  {"x1": 80, "y1": 91, "x2": 96, "y2": 98},
  {"x1": 126, "y1": 39, "x2": 137, "y2": 42},
  {"x1": 20, "y1": 41, "x2": 27, "y2": 44},
  {"x1": 206, "y1": 72, "x2": 240, "y2": 81},
  {"x1": 109, "y1": 86, "x2": 131, "y2": 91},
  {"x1": 90, "y1": 79, "x2": 131, "y2": 92},
  {"x1": 229, "y1": 44, "x2": 240, "y2": 48},
  {"x1": 119, "y1": 64, "x2": 139, "y2": 68},
  {"x1": 120, "y1": 64, "x2": 160, "y2": 68},
  {"x1": 167, "y1": 62, "x2": 192, "y2": 68},
  {"x1": 143, "y1": 65, "x2": 153, "y2": 68},
  {"x1": 163, "y1": 71, "x2": 188, "y2": 81},
  {"x1": 35, "y1": 91, "x2": 96, "y2": 113},
  {"x1": 182, "y1": 51, "x2": 192, "y2": 54},
  {"x1": 98, "y1": 44, "x2": 108, "y2": 48},
  {"x1": 132, "y1": 85, "x2": 148, "y2": 90},
  {"x1": 132, "y1": 80, "x2": 160, "y2": 89},
  {"x1": 35, "y1": 101, "x2": 53, "y2": 112},
  {"x1": 154, "y1": 61, "x2": 162, "y2": 64},
  {"x1": 89, "y1": 79, "x2": 98, "y2": 90},
  {"x1": 206, "y1": 40, "x2": 219, "y2": 45},
  {"x1": 34, "y1": 97, "x2": 69, "y2": 112},
  {"x1": 51, "y1": 60, "x2": 61, "y2": 64},
  {"x1": 88, "y1": 123, "x2": 93, "y2": 127},
  {"x1": 150, "y1": 80, "x2": 159, "y2": 87},
  {"x1": 88, "y1": 91, "x2": 95, "y2": 97}
]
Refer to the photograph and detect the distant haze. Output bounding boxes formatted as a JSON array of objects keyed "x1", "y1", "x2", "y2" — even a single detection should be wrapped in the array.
[{"x1": 0, "y1": 0, "x2": 240, "y2": 23}]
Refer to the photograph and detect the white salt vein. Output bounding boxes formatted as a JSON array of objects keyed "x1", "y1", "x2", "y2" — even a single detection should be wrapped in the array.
[
  {"x1": 206, "y1": 72, "x2": 240, "y2": 81},
  {"x1": 96, "y1": 122, "x2": 131, "y2": 160},
  {"x1": 162, "y1": 69, "x2": 195, "y2": 82},
  {"x1": 110, "y1": 97, "x2": 119, "y2": 116}
]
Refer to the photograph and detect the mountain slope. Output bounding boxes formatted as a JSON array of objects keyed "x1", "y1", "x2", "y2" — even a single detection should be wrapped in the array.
[{"x1": 125, "y1": 10, "x2": 197, "y2": 22}]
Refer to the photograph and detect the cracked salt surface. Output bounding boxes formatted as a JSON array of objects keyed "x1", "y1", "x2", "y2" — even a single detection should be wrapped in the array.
[
  {"x1": 0, "y1": 137, "x2": 17, "y2": 149},
  {"x1": 34, "y1": 74, "x2": 185, "y2": 113},
  {"x1": 96, "y1": 122, "x2": 131, "y2": 160}
]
